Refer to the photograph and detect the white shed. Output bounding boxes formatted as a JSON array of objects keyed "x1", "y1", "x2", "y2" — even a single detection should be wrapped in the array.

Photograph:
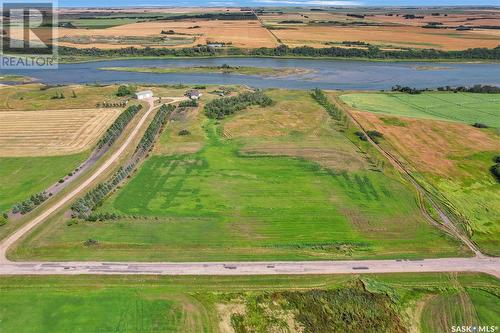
[{"x1": 135, "y1": 90, "x2": 153, "y2": 100}]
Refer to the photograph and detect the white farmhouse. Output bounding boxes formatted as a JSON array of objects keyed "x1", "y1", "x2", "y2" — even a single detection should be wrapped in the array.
[{"x1": 135, "y1": 90, "x2": 153, "y2": 100}]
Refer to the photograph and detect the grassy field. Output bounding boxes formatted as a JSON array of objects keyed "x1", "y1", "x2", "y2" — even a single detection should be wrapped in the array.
[
  {"x1": 340, "y1": 92, "x2": 500, "y2": 128},
  {"x1": 0, "y1": 154, "x2": 87, "y2": 212},
  {"x1": 0, "y1": 273, "x2": 498, "y2": 333},
  {"x1": 0, "y1": 84, "x2": 124, "y2": 111},
  {"x1": 99, "y1": 66, "x2": 312, "y2": 77},
  {"x1": 341, "y1": 92, "x2": 500, "y2": 255},
  {"x1": 14, "y1": 90, "x2": 468, "y2": 261},
  {"x1": 0, "y1": 108, "x2": 121, "y2": 157}
]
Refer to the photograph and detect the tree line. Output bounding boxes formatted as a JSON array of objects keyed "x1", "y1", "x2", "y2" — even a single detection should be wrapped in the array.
[
  {"x1": 96, "y1": 104, "x2": 142, "y2": 149},
  {"x1": 11, "y1": 192, "x2": 49, "y2": 215},
  {"x1": 58, "y1": 45, "x2": 500, "y2": 61},
  {"x1": 311, "y1": 89, "x2": 342, "y2": 121},
  {"x1": 204, "y1": 90, "x2": 274, "y2": 119},
  {"x1": 71, "y1": 104, "x2": 175, "y2": 219},
  {"x1": 392, "y1": 84, "x2": 500, "y2": 94}
]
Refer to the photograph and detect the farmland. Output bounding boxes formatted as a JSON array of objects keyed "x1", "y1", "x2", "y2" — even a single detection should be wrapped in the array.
[
  {"x1": 56, "y1": 20, "x2": 277, "y2": 49},
  {"x1": 0, "y1": 84, "x2": 123, "y2": 111},
  {"x1": 0, "y1": 273, "x2": 498, "y2": 333},
  {"x1": 340, "y1": 92, "x2": 500, "y2": 128},
  {"x1": 0, "y1": 154, "x2": 87, "y2": 212},
  {"x1": 0, "y1": 108, "x2": 121, "y2": 157},
  {"x1": 47, "y1": 7, "x2": 500, "y2": 53},
  {"x1": 338, "y1": 91, "x2": 500, "y2": 255},
  {"x1": 0, "y1": 84, "x2": 139, "y2": 223},
  {"x1": 12, "y1": 90, "x2": 469, "y2": 261}
]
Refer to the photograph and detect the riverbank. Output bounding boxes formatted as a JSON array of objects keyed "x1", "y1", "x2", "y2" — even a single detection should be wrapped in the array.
[{"x1": 59, "y1": 54, "x2": 500, "y2": 65}]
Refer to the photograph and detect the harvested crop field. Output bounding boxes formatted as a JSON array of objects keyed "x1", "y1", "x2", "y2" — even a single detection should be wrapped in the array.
[
  {"x1": 0, "y1": 108, "x2": 121, "y2": 157},
  {"x1": 272, "y1": 25, "x2": 499, "y2": 50},
  {"x1": 57, "y1": 20, "x2": 277, "y2": 49}
]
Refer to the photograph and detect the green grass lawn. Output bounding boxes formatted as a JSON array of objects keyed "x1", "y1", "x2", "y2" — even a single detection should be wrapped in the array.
[
  {"x1": 0, "y1": 273, "x2": 498, "y2": 333},
  {"x1": 14, "y1": 91, "x2": 468, "y2": 261},
  {"x1": 0, "y1": 154, "x2": 87, "y2": 212},
  {"x1": 340, "y1": 92, "x2": 500, "y2": 127}
]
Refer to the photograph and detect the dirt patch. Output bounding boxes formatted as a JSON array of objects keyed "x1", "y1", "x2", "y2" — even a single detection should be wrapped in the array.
[
  {"x1": 217, "y1": 303, "x2": 246, "y2": 333},
  {"x1": 352, "y1": 111, "x2": 500, "y2": 176},
  {"x1": 242, "y1": 144, "x2": 366, "y2": 172}
]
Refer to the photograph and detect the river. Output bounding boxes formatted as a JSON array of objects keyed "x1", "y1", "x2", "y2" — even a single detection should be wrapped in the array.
[{"x1": 1, "y1": 57, "x2": 499, "y2": 90}]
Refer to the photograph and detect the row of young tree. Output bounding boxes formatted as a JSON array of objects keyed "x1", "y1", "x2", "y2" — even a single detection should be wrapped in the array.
[
  {"x1": 58, "y1": 45, "x2": 500, "y2": 60},
  {"x1": 11, "y1": 192, "x2": 49, "y2": 215},
  {"x1": 392, "y1": 84, "x2": 500, "y2": 94},
  {"x1": 135, "y1": 104, "x2": 175, "y2": 154},
  {"x1": 437, "y1": 84, "x2": 500, "y2": 94},
  {"x1": 178, "y1": 99, "x2": 199, "y2": 107},
  {"x1": 204, "y1": 90, "x2": 274, "y2": 119},
  {"x1": 96, "y1": 104, "x2": 142, "y2": 149},
  {"x1": 311, "y1": 89, "x2": 342, "y2": 121},
  {"x1": 71, "y1": 104, "x2": 175, "y2": 219}
]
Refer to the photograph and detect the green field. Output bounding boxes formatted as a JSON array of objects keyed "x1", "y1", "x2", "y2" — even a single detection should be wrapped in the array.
[
  {"x1": 340, "y1": 91, "x2": 500, "y2": 255},
  {"x1": 13, "y1": 90, "x2": 468, "y2": 261},
  {"x1": 0, "y1": 154, "x2": 87, "y2": 212},
  {"x1": 0, "y1": 273, "x2": 498, "y2": 333},
  {"x1": 340, "y1": 92, "x2": 500, "y2": 127}
]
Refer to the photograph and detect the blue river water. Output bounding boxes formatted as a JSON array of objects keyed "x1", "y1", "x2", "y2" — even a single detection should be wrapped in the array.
[{"x1": 1, "y1": 57, "x2": 499, "y2": 90}]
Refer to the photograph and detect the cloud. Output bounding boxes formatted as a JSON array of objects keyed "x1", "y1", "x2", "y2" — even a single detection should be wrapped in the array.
[{"x1": 253, "y1": 0, "x2": 361, "y2": 5}]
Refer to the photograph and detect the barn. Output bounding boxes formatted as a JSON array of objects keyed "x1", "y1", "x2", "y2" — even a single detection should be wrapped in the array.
[{"x1": 135, "y1": 90, "x2": 153, "y2": 100}]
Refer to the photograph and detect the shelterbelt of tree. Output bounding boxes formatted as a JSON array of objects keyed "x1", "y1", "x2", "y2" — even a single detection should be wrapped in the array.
[{"x1": 56, "y1": 45, "x2": 500, "y2": 61}]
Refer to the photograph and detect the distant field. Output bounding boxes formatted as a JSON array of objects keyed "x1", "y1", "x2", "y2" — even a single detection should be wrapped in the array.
[
  {"x1": 342, "y1": 92, "x2": 500, "y2": 255},
  {"x1": 0, "y1": 108, "x2": 121, "y2": 157},
  {"x1": 0, "y1": 273, "x2": 498, "y2": 333},
  {"x1": 0, "y1": 84, "x2": 122, "y2": 111},
  {"x1": 0, "y1": 154, "x2": 87, "y2": 212},
  {"x1": 14, "y1": 90, "x2": 468, "y2": 261},
  {"x1": 57, "y1": 20, "x2": 277, "y2": 49},
  {"x1": 340, "y1": 92, "x2": 500, "y2": 128}
]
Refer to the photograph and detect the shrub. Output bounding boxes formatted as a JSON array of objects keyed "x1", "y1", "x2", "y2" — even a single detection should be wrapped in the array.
[
  {"x1": 116, "y1": 85, "x2": 136, "y2": 97},
  {"x1": 490, "y1": 164, "x2": 500, "y2": 182},
  {"x1": 178, "y1": 129, "x2": 191, "y2": 136},
  {"x1": 0, "y1": 215, "x2": 7, "y2": 227},
  {"x1": 473, "y1": 123, "x2": 489, "y2": 128},
  {"x1": 204, "y1": 90, "x2": 274, "y2": 119},
  {"x1": 179, "y1": 99, "x2": 199, "y2": 107},
  {"x1": 84, "y1": 239, "x2": 99, "y2": 246},
  {"x1": 355, "y1": 131, "x2": 367, "y2": 141}
]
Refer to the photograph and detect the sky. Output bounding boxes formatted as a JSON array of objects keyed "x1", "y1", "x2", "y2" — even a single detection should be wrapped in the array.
[{"x1": 56, "y1": 0, "x2": 500, "y2": 7}]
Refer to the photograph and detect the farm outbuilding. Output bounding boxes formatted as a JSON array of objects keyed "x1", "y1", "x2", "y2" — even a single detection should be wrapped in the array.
[
  {"x1": 186, "y1": 89, "x2": 202, "y2": 100},
  {"x1": 135, "y1": 90, "x2": 153, "y2": 100}
]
